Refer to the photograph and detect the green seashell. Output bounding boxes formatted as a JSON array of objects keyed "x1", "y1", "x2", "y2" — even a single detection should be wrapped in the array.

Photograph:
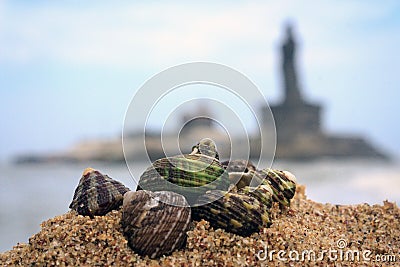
[
  {"x1": 139, "y1": 155, "x2": 229, "y2": 187},
  {"x1": 137, "y1": 154, "x2": 230, "y2": 206}
]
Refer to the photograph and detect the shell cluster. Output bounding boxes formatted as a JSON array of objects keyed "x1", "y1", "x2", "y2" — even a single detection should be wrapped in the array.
[
  {"x1": 69, "y1": 138, "x2": 297, "y2": 258},
  {"x1": 137, "y1": 138, "x2": 297, "y2": 237}
]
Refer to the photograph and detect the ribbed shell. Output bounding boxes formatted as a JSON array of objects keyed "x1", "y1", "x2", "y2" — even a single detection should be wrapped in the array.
[
  {"x1": 256, "y1": 169, "x2": 297, "y2": 207},
  {"x1": 121, "y1": 190, "x2": 191, "y2": 258},
  {"x1": 222, "y1": 161, "x2": 296, "y2": 207},
  {"x1": 238, "y1": 184, "x2": 274, "y2": 208},
  {"x1": 137, "y1": 154, "x2": 230, "y2": 206},
  {"x1": 192, "y1": 189, "x2": 271, "y2": 236},
  {"x1": 69, "y1": 168, "x2": 130, "y2": 217},
  {"x1": 191, "y1": 166, "x2": 297, "y2": 236}
]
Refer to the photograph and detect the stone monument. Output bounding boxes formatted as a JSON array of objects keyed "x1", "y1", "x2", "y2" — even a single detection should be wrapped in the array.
[
  {"x1": 270, "y1": 23, "x2": 322, "y2": 143},
  {"x1": 265, "y1": 23, "x2": 387, "y2": 159}
]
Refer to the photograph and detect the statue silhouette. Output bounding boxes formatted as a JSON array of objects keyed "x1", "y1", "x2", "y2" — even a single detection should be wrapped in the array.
[{"x1": 282, "y1": 23, "x2": 302, "y2": 105}]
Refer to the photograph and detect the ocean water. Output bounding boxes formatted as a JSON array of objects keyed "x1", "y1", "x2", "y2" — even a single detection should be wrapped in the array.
[{"x1": 0, "y1": 159, "x2": 399, "y2": 253}]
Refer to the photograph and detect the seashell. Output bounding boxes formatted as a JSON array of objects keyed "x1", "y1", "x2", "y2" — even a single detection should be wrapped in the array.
[
  {"x1": 222, "y1": 160, "x2": 296, "y2": 207},
  {"x1": 190, "y1": 137, "x2": 220, "y2": 160},
  {"x1": 257, "y1": 168, "x2": 297, "y2": 207},
  {"x1": 221, "y1": 159, "x2": 262, "y2": 189},
  {"x1": 69, "y1": 168, "x2": 130, "y2": 217},
  {"x1": 137, "y1": 139, "x2": 230, "y2": 206},
  {"x1": 192, "y1": 189, "x2": 271, "y2": 236},
  {"x1": 221, "y1": 159, "x2": 256, "y2": 173},
  {"x1": 191, "y1": 162, "x2": 296, "y2": 236},
  {"x1": 121, "y1": 190, "x2": 191, "y2": 258},
  {"x1": 139, "y1": 154, "x2": 229, "y2": 190},
  {"x1": 238, "y1": 184, "x2": 274, "y2": 208}
]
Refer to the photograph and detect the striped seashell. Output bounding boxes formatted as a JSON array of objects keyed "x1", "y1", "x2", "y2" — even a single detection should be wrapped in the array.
[
  {"x1": 121, "y1": 190, "x2": 191, "y2": 258},
  {"x1": 257, "y1": 168, "x2": 297, "y2": 207},
  {"x1": 191, "y1": 162, "x2": 296, "y2": 236},
  {"x1": 69, "y1": 168, "x2": 130, "y2": 217},
  {"x1": 192, "y1": 189, "x2": 271, "y2": 236},
  {"x1": 137, "y1": 154, "x2": 230, "y2": 206},
  {"x1": 238, "y1": 184, "x2": 274, "y2": 208},
  {"x1": 221, "y1": 160, "x2": 296, "y2": 207}
]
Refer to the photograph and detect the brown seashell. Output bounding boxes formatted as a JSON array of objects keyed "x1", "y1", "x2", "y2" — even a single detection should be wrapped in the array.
[
  {"x1": 122, "y1": 190, "x2": 191, "y2": 258},
  {"x1": 69, "y1": 168, "x2": 130, "y2": 217}
]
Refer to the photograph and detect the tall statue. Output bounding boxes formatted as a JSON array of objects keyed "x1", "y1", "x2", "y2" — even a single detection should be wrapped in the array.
[{"x1": 282, "y1": 23, "x2": 303, "y2": 105}]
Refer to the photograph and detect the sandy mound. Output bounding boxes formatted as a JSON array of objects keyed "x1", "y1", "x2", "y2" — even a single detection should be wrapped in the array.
[{"x1": 1, "y1": 185, "x2": 399, "y2": 266}]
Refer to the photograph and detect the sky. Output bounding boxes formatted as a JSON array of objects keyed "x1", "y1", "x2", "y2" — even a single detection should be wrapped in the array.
[{"x1": 1, "y1": 0, "x2": 400, "y2": 162}]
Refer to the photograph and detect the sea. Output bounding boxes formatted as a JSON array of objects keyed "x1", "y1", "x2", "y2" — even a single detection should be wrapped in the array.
[{"x1": 1, "y1": 159, "x2": 399, "y2": 253}]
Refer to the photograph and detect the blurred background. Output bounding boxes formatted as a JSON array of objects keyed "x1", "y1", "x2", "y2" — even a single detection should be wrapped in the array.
[{"x1": 1, "y1": 1, "x2": 400, "y2": 252}]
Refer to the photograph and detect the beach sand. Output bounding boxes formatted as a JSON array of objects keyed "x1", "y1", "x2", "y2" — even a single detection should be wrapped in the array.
[{"x1": 1, "y1": 185, "x2": 399, "y2": 266}]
